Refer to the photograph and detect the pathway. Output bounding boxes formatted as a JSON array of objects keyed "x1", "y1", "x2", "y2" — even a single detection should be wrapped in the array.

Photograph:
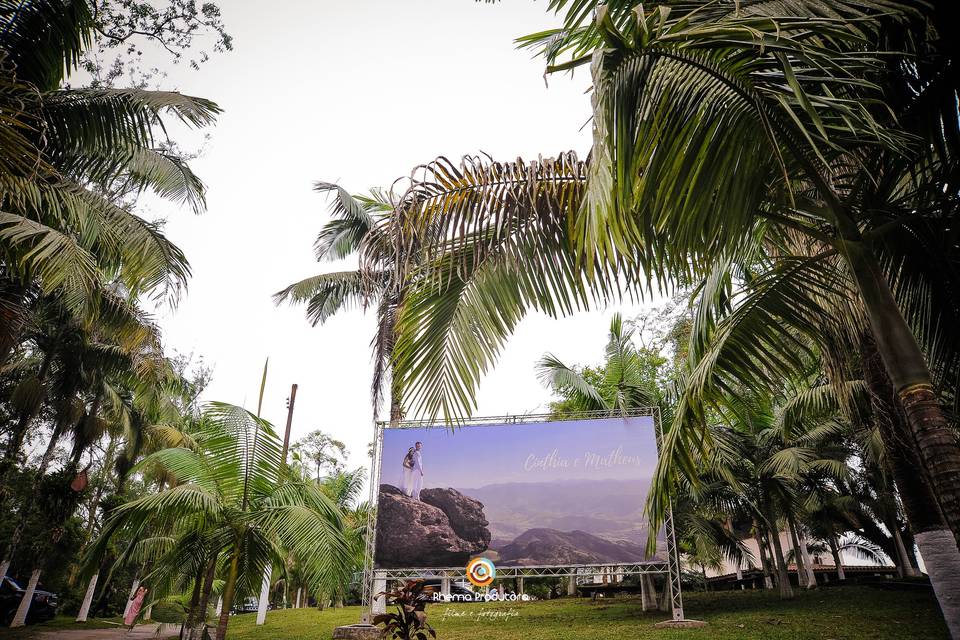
[{"x1": 33, "y1": 623, "x2": 179, "y2": 640}]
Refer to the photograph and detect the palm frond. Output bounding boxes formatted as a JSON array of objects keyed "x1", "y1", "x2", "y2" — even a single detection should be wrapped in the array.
[{"x1": 272, "y1": 270, "x2": 368, "y2": 326}]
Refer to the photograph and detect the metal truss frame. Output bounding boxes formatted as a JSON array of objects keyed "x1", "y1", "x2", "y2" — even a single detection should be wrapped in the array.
[
  {"x1": 361, "y1": 408, "x2": 685, "y2": 621},
  {"x1": 376, "y1": 561, "x2": 669, "y2": 581}
]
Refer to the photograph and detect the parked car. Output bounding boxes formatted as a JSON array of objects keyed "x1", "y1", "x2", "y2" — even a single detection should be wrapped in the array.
[
  {"x1": 0, "y1": 576, "x2": 58, "y2": 625},
  {"x1": 417, "y1": 579, "x2": 479, "y2": 602},
  {"x1": 232, "y1": 597, "x2": 259, "y2": 614}
]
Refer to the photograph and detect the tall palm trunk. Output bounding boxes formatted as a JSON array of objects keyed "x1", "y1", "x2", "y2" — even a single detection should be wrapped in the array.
[
  {"x1": 788, "y1": 513, "x2": 817, "y2": 589},
  {"x1": 389, "y1": 367, "x2": 403, "y2": 426},
  {"x1": 786, "y1": 514, "x2": 809, "y2": 588},
  {"x1": 183, "y1": 562, "x2": 205, "y2": 633},
  {"x1": 891, "y1": 520, "x2": 920, "y2": 578},
  {"x1": 0, "y1": 280, "x2": 27, "y2": 366},
  {"x1": 215, "y1": 541, "x2": 242, "y2": 640},
  {"x1": 842, "y1": 234, "x2": 960, "y2": 548},
  {"x1": 9, "y1": 568, "x2": 40, "y2": 627},
  {"x1": 69, "y1": 390, "x2": 103, "y2": 467},
  {"x1": 764, "y1": 510, "x2": 794, "y2": 599},
  {"x1": 184, "y1": 554, "x2": 217, "y2": 640},
  {"x1": 75, "y1": 573, "x2": 99, "y2": 622},
  {"x1": 827, "y1": 534, "x2": 845, "y2": 581},
  {"x1": 3, "y1": 353, "x2": 51, "y2": 462},
  {"x1": 0, "y1": 418, "x2": 72, "y2": 578},
  {"x1": 753, "y1": 526, "x2": 774, "y2": 589},
  {"x1": 862, "y1": 331, "x2": 960, "y2": 638}
]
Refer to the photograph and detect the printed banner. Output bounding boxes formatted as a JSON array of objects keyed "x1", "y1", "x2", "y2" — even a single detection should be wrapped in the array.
[{"x1": 373, "y1": 415, "x2": 666, "y2": 568}]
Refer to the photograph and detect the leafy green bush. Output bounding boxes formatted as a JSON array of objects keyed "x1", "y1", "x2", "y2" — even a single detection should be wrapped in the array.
[
  {"x1": 150, "y1": 597, "x2": 188, "y2": 623},
  {"x1": 373, "y1": 580, "x2": 436, "y2": 640}
]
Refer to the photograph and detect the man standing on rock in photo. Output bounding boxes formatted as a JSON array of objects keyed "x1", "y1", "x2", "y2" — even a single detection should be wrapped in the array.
[{"x1": 412, "y1": 441, "x2": 424, "y2": 500}]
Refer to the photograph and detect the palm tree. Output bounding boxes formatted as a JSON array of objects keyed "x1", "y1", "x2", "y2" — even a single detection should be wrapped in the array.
[
  {"x1": 522, "y1": 0, "x2": 960, "y2": 547},
  {"x1": 650, "y1": 234, "x2": 960, "y2": 628},
  {"x1": 274, "y1": 184, "x2": 404, "y2": 419},
  {"x1": 539, "y1": 313, "x2": 752, "y2": 594},
  {"x1": 378, "y1": 1, "x2": 960, "y2": 549},
  {"x1": 0, "y1": 0, "x2": 220, "y2": 363},
  {"x1": 86, "y1": 402, "x2": 352, "y2": 640},
  {"x1": 316, "y1": 468, "x2": 367, "y2": 608},
  {"x1": 704, "y1": 390, "x2": 853, "y2": 598},
  {"x1": 2, "y1": 292, "x2": 180, "y2": 626},
  {"x1": 537, "y1": 313, "x2": 659, "y2": 415}
]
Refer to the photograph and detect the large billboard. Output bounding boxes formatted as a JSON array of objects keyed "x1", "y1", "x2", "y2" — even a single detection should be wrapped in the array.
[{"x1": 372, "y1": 415, "x2": 665, "y2": 569}]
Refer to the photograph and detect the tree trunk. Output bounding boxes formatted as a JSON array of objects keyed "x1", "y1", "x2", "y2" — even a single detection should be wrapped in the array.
[
  {"x1": 828, "y1": 535, "x2": 846, "y2": 581},
  {"x1": 640, "y1": 573, "x2": 657, "y2": 610},
  {"x1": 215, "y1": 546, "x2": 242, "y2": 640},
  {"x1": 788, "y1": 513, "x2": 817, "y2": 588},
  {"x1": 196, "y1": 555, "x2": 217, "y2": 625},
  {"x1": 1, "y1": 419, "x2": 71, "y2": 575},
  {"x1": 68, "y1": 438, "x2": 118, "y2": 589},
  {"x1": 36, "y1": 421, "x2": 68, "y2": 476},
  {"x1": 69, "y1": 390, "x2": 104, "y2": 467},
  {"x1": 9, "y1": 568, "x2": 40, "y2": 627},
  {"x1": 256, "y1": 566, "x2": 271, "y2": 625},
  {"x1": 843, "y1": 237, "x2": 960, "y2": 548},
  {"x1": 76, "y1": 573, "x2": 99, "y2": 622},
  {"x1": 754, "y1": 526, "x2": 774, "y2": 589},
  {"x1": 122, "y1": 578, "x2": 141, "y2": 620},
  {"x1": 862, "y1": 330, "x2": 960, "y2": 636},
  {"x1": 390, "y1": 394, "x2": 403, "y2": 425},
  {"x1": 0, "y1": 280, "x2": 26, "y2": 367},
  {"x1": 786, "y1": 514, "x2": 809, "y2": 588},
  {"x1": 3, "y1": 353, "x2": 50, "y2": 462},
  {"x1": 183, "y1": 563, "x2": 205, "y2": 634},
  {"x1": 765, "y1": 511, "x2": 794, "y2": 599},
  {"x1": 892, "y1": 521, "x2": 921, "y2": 578},
  {"x1": 902, "y1": 528, "x2": 922, "y2": 574},
  {"x1": 915, "y1": 530, "x2": 960, "y2": 640}
]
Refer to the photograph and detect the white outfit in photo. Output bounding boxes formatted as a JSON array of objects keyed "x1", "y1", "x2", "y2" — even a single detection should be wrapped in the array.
[
  {"x1": 401, "y1": 462, "x2": 414, "y2": 496},
  {"x1": 411, "y1": 449, "x2": 424, "y2": 500}
]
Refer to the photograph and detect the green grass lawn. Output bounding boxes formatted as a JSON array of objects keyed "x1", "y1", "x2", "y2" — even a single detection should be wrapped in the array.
[
  {"x1": 222, "y1": 584, "x2": 948, "y2": 640},
  {"x1": 0, "y1": 585, "x2": 946, "y2": 639}
]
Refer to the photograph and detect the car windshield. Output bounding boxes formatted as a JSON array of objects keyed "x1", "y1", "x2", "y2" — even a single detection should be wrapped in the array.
[{"x1": 1, "y1": 576, "x2": 21, "y2": 591}]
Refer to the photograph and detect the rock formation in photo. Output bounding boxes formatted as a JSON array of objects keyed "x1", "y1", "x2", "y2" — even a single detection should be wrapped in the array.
[{"x1": 374, "y1": 484, "x2": 491, "y2": 568}]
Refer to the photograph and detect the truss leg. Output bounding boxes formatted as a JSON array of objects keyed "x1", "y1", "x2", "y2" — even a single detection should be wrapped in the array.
[{"x1": 372, "y1": 572, "x2": 386, "y2": 615}]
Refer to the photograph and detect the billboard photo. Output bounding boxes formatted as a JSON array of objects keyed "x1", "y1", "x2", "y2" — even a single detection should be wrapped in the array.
[{"x1": 372, "y1": 415, "x2": 666, "y2": 569}]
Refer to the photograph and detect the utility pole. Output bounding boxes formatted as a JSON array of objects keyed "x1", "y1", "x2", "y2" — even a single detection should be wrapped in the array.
[
  {"x1": 257, "y1": 381, "x2": 297, "y2": 627},
  {"x1": 281, "y1": 383, "x2": 298, "y2": 465}
]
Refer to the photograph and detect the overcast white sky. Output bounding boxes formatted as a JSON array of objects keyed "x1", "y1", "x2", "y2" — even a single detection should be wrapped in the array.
[{"x1": 142, "y1": 1, "x2": 660, "y2": 481}]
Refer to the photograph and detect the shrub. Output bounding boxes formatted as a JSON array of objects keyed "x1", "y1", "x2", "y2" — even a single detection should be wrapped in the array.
[{"x1": 373, "y1": 580, "x2": 437, "y2": 640}]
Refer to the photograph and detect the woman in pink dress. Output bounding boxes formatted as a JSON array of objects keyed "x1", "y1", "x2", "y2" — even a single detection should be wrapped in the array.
[{"x1": 124, "y1": 586, "x2": 148, "y2": 627}]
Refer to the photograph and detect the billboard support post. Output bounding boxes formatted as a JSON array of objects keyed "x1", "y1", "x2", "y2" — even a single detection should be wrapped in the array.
[{"x1": 664, "y1": 502, "x2": 685, "y2": 621}]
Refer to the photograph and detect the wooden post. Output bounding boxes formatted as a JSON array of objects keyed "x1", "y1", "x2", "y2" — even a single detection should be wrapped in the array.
[{"x1": 281, "y1": 384, "x2": 298, "y2": 465}]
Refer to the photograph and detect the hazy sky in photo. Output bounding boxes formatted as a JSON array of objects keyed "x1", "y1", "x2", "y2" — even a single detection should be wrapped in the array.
[
  {"x1": 379, "y1": 416, "x2": 659, "y2": 489},
  {"x1": 133, "y1": 1, "x2": 663, "y2": 489}
]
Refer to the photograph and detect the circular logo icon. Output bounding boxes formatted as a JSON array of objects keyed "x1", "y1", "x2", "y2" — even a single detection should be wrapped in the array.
[{"x1": 466, "y1": 557, "x2": 496, "y2": 587}]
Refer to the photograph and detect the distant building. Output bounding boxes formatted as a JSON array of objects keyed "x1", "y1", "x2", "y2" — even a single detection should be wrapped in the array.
[{"x1": 697, "y1": 532, "x2": 901, "y2": 589}]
